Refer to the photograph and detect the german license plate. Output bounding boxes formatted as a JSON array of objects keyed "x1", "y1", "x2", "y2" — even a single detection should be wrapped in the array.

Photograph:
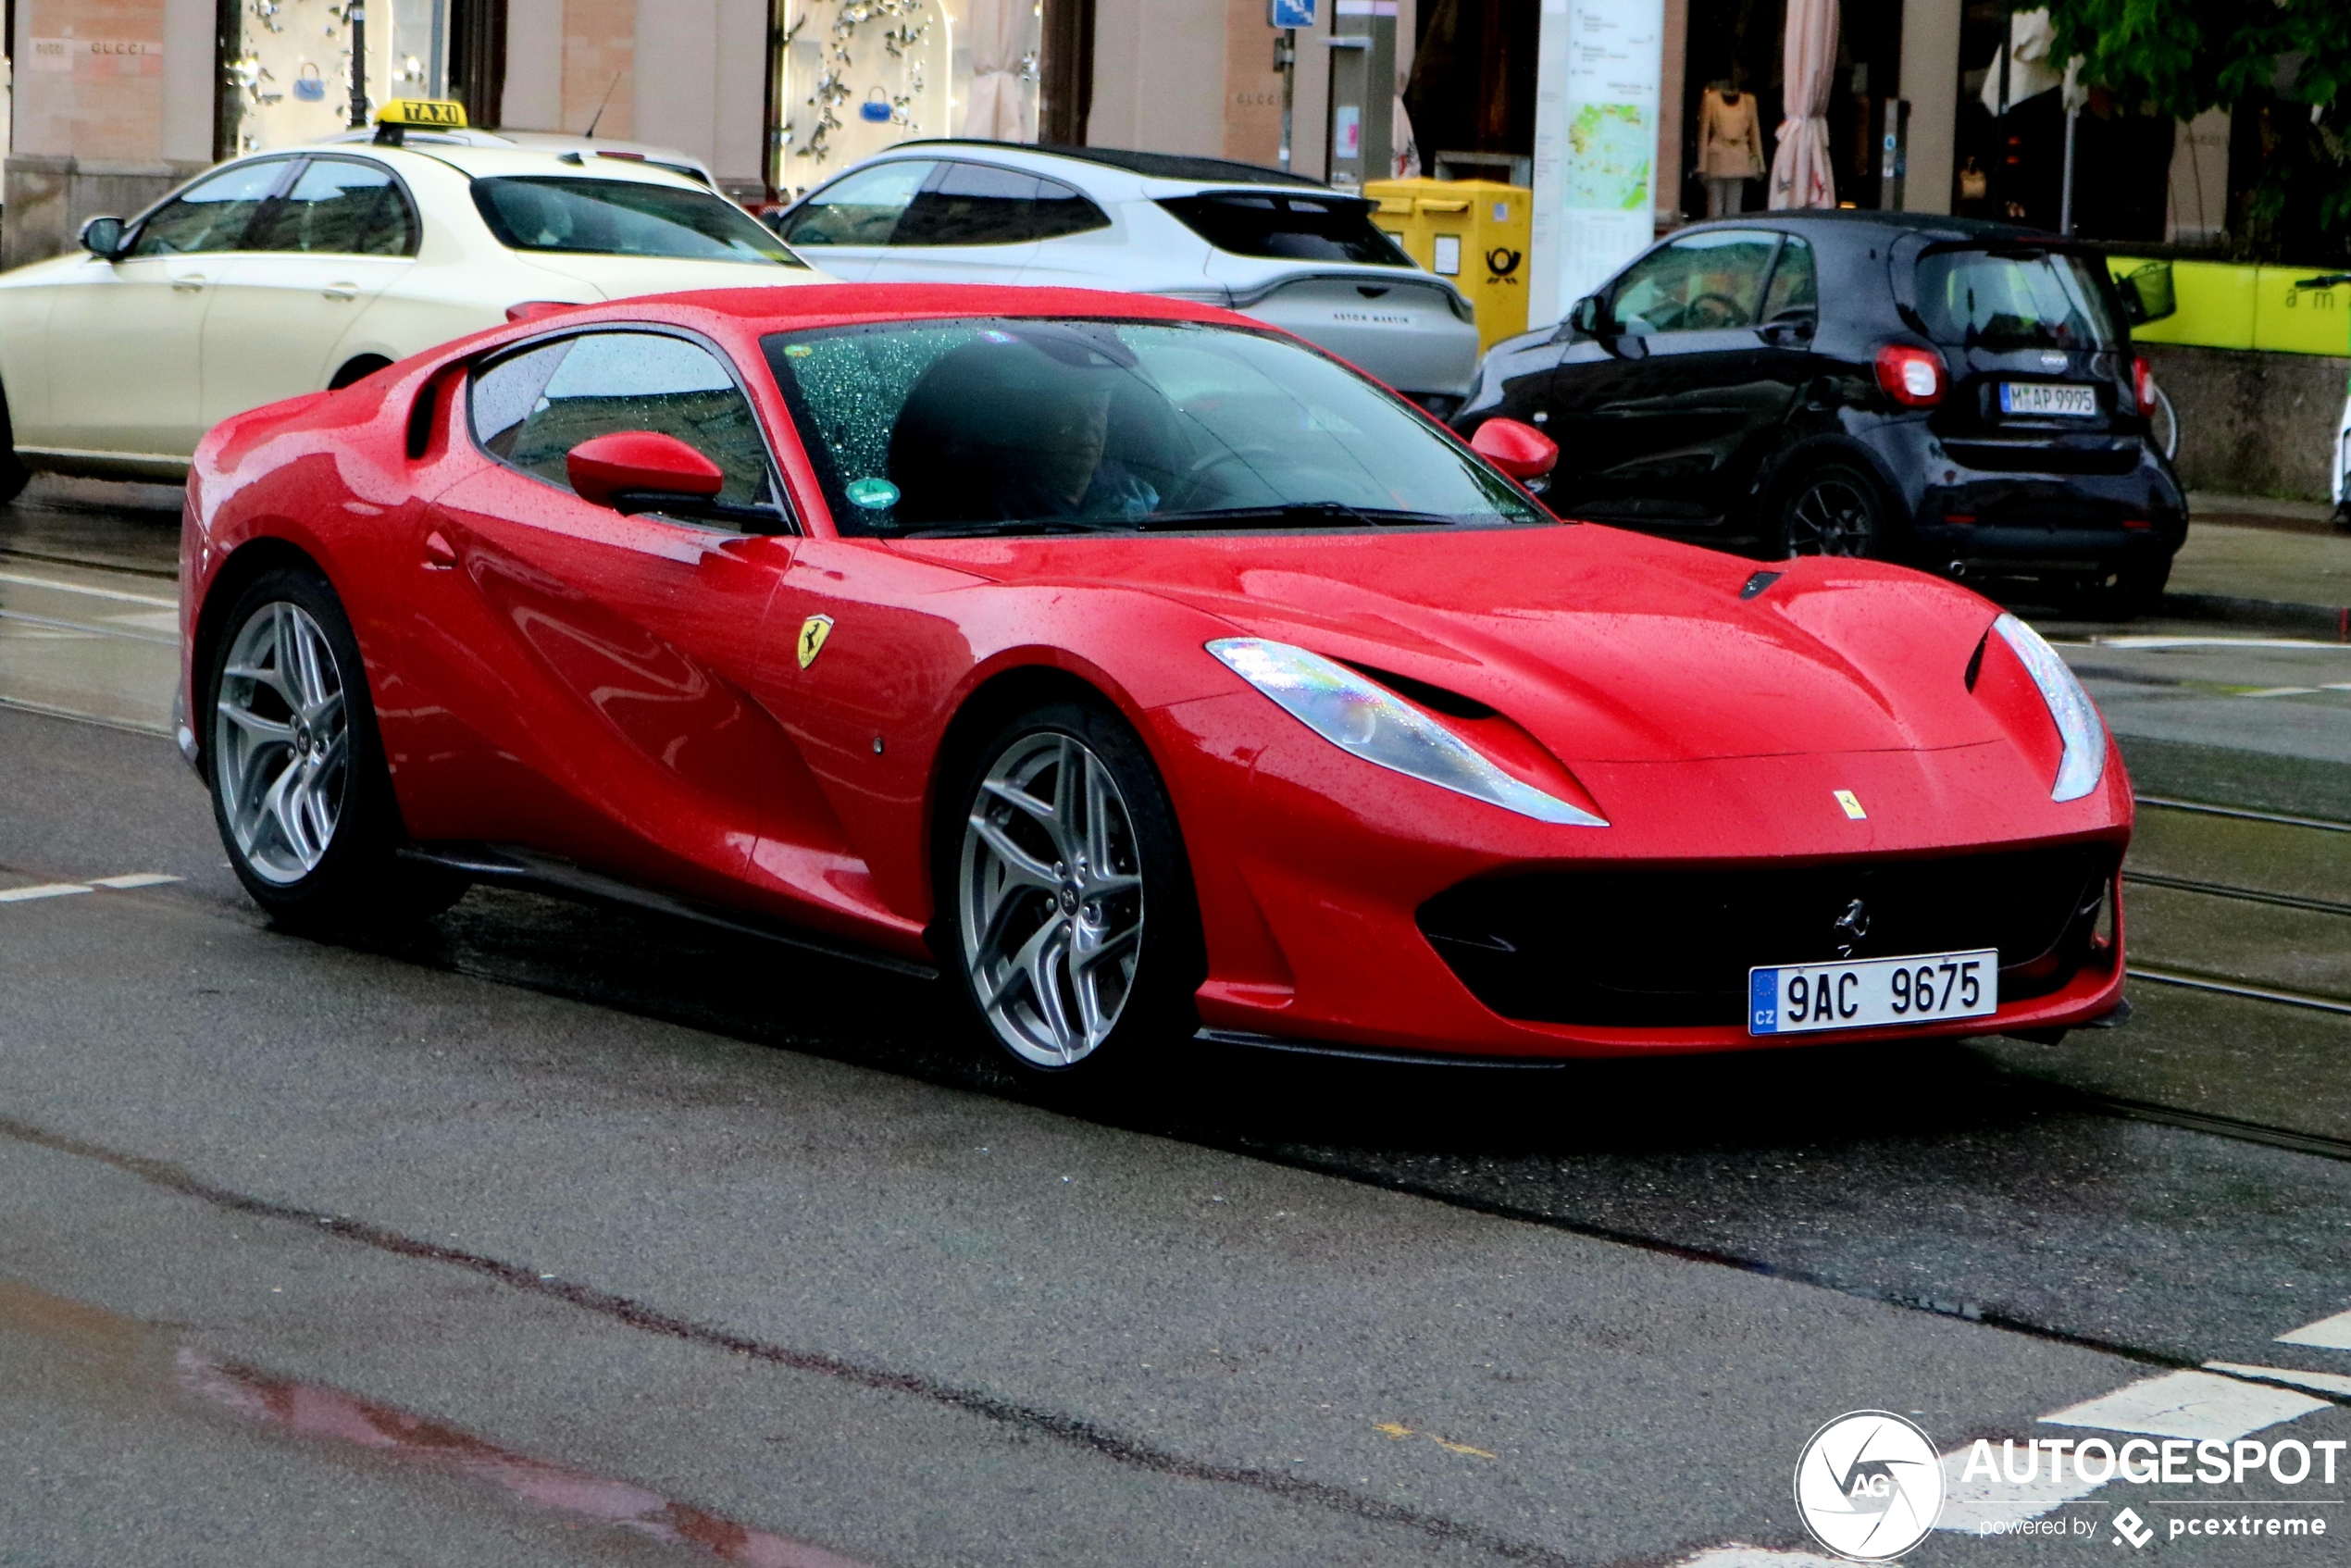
[
  {"x1": 1999, "y1": 382, "x2": 2098, "y2": 417},
  {"x1": 1748, "y1": 949, "x2": 1997, "y2": 1036}
]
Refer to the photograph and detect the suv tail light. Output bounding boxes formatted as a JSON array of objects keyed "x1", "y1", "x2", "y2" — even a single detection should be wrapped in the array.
[
  {"x1": 2133, "y1": 355, "x2": 2158, "y2": 417},
  {"x1": 1874, "y1": 343, "x2": 1947, "y2": 408}
]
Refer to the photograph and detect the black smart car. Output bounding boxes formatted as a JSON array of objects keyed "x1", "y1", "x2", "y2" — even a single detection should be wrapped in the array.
[{"x1": 1454, "y1": 211, "x2": 2187, "y2": 613}]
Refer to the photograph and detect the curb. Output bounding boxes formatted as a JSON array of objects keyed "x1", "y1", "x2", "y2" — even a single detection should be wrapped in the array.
[{"x1": 2158, "y1": 591, "x2": 2351, "y2": 640}]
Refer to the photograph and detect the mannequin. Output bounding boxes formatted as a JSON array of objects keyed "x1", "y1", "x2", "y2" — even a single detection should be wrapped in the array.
[{"x1": 1698, "y1": 79, "x2": 1765, "y2": 218}]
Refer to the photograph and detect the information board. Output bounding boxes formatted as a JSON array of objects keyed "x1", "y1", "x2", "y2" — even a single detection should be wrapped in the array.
[{"x1": 1528, "y1": 0, "x2": 1664, "y2": 328}]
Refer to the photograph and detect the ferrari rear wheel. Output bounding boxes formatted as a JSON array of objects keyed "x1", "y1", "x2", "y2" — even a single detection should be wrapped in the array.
[
  {"x1": 946, "y1": 700, "x2": 1200, "y2": 1078},
  {"x1": 205, "y1": 566, "x2": 463, "y2": 929}
]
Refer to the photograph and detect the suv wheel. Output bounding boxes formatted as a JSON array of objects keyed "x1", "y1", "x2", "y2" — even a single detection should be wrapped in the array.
[{"x1": 1779, "y1": 463, "x2": 1886, "y2": 558}]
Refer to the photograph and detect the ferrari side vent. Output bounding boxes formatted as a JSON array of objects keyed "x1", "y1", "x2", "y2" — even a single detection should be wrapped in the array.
[
  {"x1": 405, "y1": 375, "x2": 443, "y2": 462},
  {"x1": 1739, "y1": 570, "x2": 1782, "y2": 600}
]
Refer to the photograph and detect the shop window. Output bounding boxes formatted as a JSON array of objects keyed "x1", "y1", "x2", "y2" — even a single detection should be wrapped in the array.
[{"x1": 223, "y1": 0, "x2": 440, "y2": 156}]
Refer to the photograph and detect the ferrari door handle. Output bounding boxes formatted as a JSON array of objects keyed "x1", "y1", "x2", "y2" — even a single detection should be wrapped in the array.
[
  {"x1": 169, "y1": 275, "x2": 206, "y2": 292},
  {"x1": 421, "y1": 529, "x2": 456, "y2": 570},
  {"x1": 322, "y1": 283, "x2": 359, "y2": 301}
]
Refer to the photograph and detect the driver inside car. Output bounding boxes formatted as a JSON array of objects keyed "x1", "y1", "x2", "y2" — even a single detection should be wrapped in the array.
[{"x1": 889, "y1": 334, "x2": 1162, "y2": 526}]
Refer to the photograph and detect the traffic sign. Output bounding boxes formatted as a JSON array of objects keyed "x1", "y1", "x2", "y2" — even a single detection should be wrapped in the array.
[{"x1": 1268, "y1": 0, "x2": 1315, "y2": 29}]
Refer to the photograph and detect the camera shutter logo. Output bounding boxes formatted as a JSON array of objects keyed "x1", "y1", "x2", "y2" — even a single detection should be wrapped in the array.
[{"x1": 1793, "y1": 1411, "x2": 1944, "y2": 1560}]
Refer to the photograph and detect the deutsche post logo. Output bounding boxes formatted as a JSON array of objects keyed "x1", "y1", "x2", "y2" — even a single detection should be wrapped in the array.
[{"x1": 1486, "y1": 247, "x2": 1523, "y2": 279}]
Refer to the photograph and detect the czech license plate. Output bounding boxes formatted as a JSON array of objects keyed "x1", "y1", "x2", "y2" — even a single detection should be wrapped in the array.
[
  {"x1": 1999, "y1": 382, "x2": 2098, "y2": 417},
  {"x1": 1748, "y1": 949, "x2": 1998, "y2": 1036}
]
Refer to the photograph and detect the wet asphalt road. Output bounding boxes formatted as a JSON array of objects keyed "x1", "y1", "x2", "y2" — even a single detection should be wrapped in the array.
[{"x1": 5, "y1": 484, "x2": 2351, "y2": 1566}]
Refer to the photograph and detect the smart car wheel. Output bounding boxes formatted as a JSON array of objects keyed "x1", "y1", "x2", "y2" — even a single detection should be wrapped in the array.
[
  {"x1": 945, "y1": 700, "x2": 1201, "y2": 1076},
  {"x1": 205, "y1": 566, "x2": 462, "y2": 927},
  {"x1": 1780, "y1": 464, "x2": 1885, "y2": 558}
]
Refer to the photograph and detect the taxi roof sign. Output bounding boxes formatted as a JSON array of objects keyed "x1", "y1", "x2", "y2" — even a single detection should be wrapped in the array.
[{"x1": 378, "y1": 98, "x2": 467, "y2": 128}]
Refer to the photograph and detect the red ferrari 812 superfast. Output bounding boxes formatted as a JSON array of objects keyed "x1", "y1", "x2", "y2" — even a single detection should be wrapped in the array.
[{"x1": 178, "y1": 285, "x2": 2129, "y2": 1077}]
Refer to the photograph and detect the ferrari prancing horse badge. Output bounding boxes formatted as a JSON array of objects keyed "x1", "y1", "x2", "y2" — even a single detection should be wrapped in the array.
[{"x1": 797, "y1": 615, "x2": 834, "y2": 669}]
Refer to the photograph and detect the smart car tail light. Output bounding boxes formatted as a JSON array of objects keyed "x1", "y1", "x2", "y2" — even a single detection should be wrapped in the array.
[
  {"x1": 1992, "y1": 614, "x2": 2106, "y2": 802},
  {"x1": 1207, "y1": 639, "x2": 1608, "y2": 827},
  {"x1": 2132, "y1": 355, "x2": 2158, "y2": 417},
  {"x1": 1874, "y1": 344, "x2": 1947, "y2": 408}
]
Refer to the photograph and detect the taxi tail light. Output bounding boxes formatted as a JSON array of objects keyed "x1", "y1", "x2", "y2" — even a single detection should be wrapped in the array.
[
  {"x1": 506, "y1": 301, "x2": 579, "y2": 323},
  {"x1": 2132, "y1": 355, "x2": 2158, "y2": 417},
  {"x1": 1874, "y1": 343, "x2": 1947, "y2": 408}
]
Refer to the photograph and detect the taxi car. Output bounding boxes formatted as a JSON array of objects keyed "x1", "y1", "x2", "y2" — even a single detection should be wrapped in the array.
[{"x1": 0, "y1": 101, "x2": 820, "y2": 494}]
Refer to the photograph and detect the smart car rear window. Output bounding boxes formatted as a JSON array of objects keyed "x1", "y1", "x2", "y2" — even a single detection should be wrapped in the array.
[
  {"x1": 472, "y1": 177, "x2": 806, "y2": 266},
  {"x1": 1914, "y1": 248, "x2": 2121, "y2": 352},
  {"x1": 1156, "y1": 192, "x2": 1412, "y2": 266}
]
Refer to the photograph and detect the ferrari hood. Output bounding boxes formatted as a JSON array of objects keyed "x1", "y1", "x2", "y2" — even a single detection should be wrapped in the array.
[{"x1": 901, "y1": 524, "x2": 2012, "y2": 765}]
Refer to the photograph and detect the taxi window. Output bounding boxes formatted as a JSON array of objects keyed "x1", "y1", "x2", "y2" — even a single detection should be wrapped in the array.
[
  {"x1": 128, "y1": 160, "x2": 291, "y2": 257},
  {"x1": 250, "y1": 159, "x2": 417, "y2": 256},
  {"x1": 469, "y1": 330, "x2": 777, "y2": 510},
  {"x1": 471, "y1": 178, "x2": 804, "y2": 266},
  {"x1": 1605, "y1": 230, "x2": 1780, "y2": 334}
]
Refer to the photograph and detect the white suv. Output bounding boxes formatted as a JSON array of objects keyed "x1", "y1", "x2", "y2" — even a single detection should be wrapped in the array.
[{"x1": 772, "y1": 143, "x2": 1481, "y2": 414}]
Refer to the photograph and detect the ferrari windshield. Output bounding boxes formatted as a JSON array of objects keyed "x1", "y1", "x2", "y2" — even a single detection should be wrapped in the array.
[{"x1": 761, "y1": 318, "x2": 1546, "y2": 537}]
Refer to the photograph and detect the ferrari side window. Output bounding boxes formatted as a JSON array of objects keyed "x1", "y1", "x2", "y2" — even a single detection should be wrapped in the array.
[
  {"x1": 470, "y1": 331, "x2": 777, "y2": 512},
  {"x1": 126, "y1": 160, "x2": 292, "y2": 258}
]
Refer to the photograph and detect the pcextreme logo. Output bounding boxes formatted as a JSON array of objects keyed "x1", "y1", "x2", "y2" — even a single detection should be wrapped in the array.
[{"x1": 1793, "y1": 1411, "x2": 1945, "y2": 1560}]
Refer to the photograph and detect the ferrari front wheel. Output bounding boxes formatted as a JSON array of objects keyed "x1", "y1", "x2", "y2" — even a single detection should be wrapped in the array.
[
  {"x1": 205, "y1": 566, "x2": 462, "y2": 929},
  {"x1": 945, "y1": 700, "x2": 1201, "y2": 1079}
]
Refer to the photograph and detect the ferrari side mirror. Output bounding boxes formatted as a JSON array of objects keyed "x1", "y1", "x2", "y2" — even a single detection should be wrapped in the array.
[
  {"x1": 79, "y1": 215, "x2": 127, "y2": 259},
  {"x1": 1470, "y1": 417, "x2": 1558, "y2": 480},
  {"x1": 566, "y1": 429, "x2": 724, "y2": 510}
]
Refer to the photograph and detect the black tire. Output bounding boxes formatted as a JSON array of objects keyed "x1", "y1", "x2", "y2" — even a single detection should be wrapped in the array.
[
  {"x1": 2066, "y1": 556, "x2": 2171, "y2": 622},
  {"x1": 0, "y1": 380, "x2": 34, "y2": 506},
  {"x1": 1777, "y1": 461, "x2": 1891, "y2": 558},
  {"x1": 204, "y1": 565, "x2": 463, "y2": 929},
  {"x1": 936, "y1": 697, "x2": 1203, "y2": 1085},
  {"x1": 328, "y1": 355, "x2": 395, "y2": 392}
]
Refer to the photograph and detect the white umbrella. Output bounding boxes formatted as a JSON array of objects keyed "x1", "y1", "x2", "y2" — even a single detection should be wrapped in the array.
[{"x1": 1768, "y1": 0, "x2": 1837, "y2": 209}]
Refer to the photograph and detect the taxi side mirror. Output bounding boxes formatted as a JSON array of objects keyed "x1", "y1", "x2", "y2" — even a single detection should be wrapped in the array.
[
  {"x1": 79, "y1": 216, "x2": 127, "y2": 259},
  {"x1": 567, "y1": 429, "x2": 724, "y2": 510},
  {"x1": 1469, "y1": 417, "x2": 1559, "y2": 479}
]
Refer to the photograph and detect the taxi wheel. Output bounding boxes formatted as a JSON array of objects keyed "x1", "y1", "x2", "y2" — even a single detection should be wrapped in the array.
[
  {"x1": 204, "y1": 565, "x2": 464, "y2": 930},
  {"x1": 939, "y1": 697, "x2": 1203, "y2": 1087},
  {"x1": 0, "y1": 383, "x2": 31, "y2": 504}
]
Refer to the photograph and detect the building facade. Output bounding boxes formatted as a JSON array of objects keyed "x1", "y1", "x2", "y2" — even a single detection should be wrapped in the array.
[{"x1": 0, "y1": 0, "x2": 2249, "y2": 280}]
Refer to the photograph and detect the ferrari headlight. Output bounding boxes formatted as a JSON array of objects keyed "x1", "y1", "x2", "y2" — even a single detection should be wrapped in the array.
[
  {"x1": 1993, "y1": 614, "x2": 2106, "y2": 803},
  {"x1": 1207, "y1": 638, "x2": 1607, "y2": 827}
]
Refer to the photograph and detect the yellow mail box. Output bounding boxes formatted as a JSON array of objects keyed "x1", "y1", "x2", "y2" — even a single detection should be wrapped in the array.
[{"x1": 1364, "y1": 177, "x2": 1533, "y2": 352}]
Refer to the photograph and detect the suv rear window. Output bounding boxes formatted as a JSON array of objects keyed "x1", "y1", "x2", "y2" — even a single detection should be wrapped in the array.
[
  {"x1": 1157, "y1": 192, "x2": 1412, "y2": 266},
  {"x1": 1915, "y1": 248, "x2": 2121, "y2": 351},
  {"x1": 473, "y1": 177, "x2": 806, "y2": 266}
]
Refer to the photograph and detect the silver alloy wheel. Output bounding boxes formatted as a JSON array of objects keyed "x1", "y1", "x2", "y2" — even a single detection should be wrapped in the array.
[
  {"x1": 957, "y1": 730, "x2": 1146, "y2": 1068},
  {"x1": 1786, "y1": 474, "x2": 1875, "y2": 556},
  {"x1": 214, "y1": 600, "x2": 349, "y2": 885}
]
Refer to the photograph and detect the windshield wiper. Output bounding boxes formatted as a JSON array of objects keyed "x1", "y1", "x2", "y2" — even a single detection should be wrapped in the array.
[
  {"x1": 893, "y1": 518, "x2": 1130, "y2": 539},
  {"x1": 1136, "y1": 503, "x2": 1471, "y2": 531}
]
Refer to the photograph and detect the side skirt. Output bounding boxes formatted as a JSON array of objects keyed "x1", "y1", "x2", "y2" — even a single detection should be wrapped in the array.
[{"x1": 399, "y1": 842, "x2": 939, "y2": 981}]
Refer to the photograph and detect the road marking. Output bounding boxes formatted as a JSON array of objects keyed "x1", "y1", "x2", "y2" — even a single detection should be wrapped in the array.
[
  {"x1": 1673, "y1": 1549, "x2": 1847, "y2": 1566},
  {"x1": 0, "y1": 883, "x2": 93, "y2": 902},
  {"x1": 2036, "y1": 1369, "x2": 2329, "y2": 1441},
  {"x1": 0, "y1": 606, "x2": 179, "y2": 645},
  {"x1": 2205, "y1": 1362, "x2": 2351, "y2": 1398},
  {"x1": 2094, "y1": 636, "x2": 2351, "y2": 652},
  {"x1": 0, "y1": 569, "x2": 179, "y2": 608},
  {"x1": 90, "y1": 873, "x2": 181, "y2": 890},
  {"x1": 2277, "y1": 1309, "x2": 2351, "y2": 1350},
  {"x1": 2234, "y1": 686, "x2": 2323, "y2": 698}
]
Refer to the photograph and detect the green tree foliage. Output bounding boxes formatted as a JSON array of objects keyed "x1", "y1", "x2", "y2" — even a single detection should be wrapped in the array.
[{"x1": 2046, "y1": 0, "x2": 2349, "y2": 257}]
